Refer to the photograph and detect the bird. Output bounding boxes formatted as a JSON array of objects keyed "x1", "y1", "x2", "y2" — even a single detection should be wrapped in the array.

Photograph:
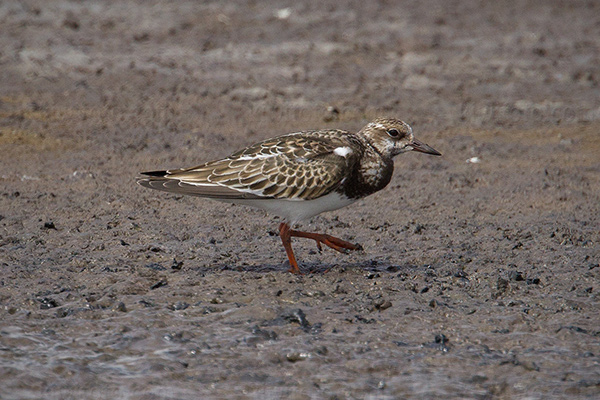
[{"x1": 137, "y1": 118, "x2": 441, "y2": 274}]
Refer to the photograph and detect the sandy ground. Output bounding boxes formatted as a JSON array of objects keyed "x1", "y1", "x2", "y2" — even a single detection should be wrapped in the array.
[{"x1": 1, "y1": 1, "x2": 599, "y2": 399}]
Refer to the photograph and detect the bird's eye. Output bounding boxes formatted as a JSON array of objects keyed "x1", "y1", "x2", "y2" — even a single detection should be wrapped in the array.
[{"x1": 387, "y1": 128, "x2": 401, "y2": 138}]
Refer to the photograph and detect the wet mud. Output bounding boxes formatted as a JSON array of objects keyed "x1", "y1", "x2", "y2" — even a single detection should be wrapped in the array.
[{"x1": 1, "y1": 1, "x2": 599, "y2": 399}]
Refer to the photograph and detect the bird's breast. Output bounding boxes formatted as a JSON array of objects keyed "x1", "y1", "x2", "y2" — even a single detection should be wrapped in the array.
[{"x1": 341, "y1": 156, "x2": 394, "y2": 199}]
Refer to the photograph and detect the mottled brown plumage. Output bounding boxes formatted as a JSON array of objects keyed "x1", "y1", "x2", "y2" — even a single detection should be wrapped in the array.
[{"x1": 137, "y1": 118, "x2": 441, "y2": 273}]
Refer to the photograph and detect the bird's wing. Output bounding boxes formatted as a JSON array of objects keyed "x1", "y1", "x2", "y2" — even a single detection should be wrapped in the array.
[{"x1": 137, "y1": 130, "x2": 361, "y2": 201}]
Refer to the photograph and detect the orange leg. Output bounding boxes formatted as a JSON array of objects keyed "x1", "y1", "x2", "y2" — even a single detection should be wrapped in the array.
[
  {"x1": 278, "y1": 222, "x2": 362, "y2": 274},
  {"x1": 279, "y1": 222, "x2": 301, "y2": 274}
]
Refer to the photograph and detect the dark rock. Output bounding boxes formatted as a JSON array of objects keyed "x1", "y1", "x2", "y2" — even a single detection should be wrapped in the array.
[
  {"x1": 150, "y1": 280, "x2": 168, "y2": 290},
  {"x1": 286, "y1": 352, "x2": 309, "y2": 362},
  {"x1": 111, "y1": 302, "x2": 127, "y2": 312},
  {"x1": 139, "y1": 299, "x2": 155, "y2": 308},
  {"x1": 38, "y1": 297, "x2": 59, "y2": 309},
  {"x1": 145, "y1": 263, "x2": 166, "y2": 271},
  {"x1": 497, "y1": 277, "x2": 509, "y2": 293},
  {"x1": 171, "y1": 259, "x2": 184, "y2": 270},
  {"x1": 170, "y1": 301, "x2": 189, "y2": 310},
  {"x1": 374, "y1": 299, "x2": 392, "y2": 311},
  {"x1": 42, "y1": 222, "x2": 57, "y2": 230},
  {"x1": 251, "y1": 325, "x2": 278, "y2": 341},
  {"x1": 355, "y1": 315, "x2": 376, "y2": 324},
  {"x1": 454, "y1": 270, "x2": 469, "y2": 280},
  {"x1": 467, "y1": 375, "x2": 488, "y2": 384},
  {"x1": 62, "y1": 12, "x2": 80, "y2": 30},
  {"x1": 434, "y1": 334, "x2": 450, "y2": 351},
  {"x1": 508, "y1": 270, "x2": 524, "y2": 281},
  {"x1": 281, "y1": 308, "x2": 311, "y2": 330}
]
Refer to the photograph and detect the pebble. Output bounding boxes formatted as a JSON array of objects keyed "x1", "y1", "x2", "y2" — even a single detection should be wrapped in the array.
[
  {"x1": 374, "y1": 299, "x2": 392, "y2": 311},
  {"x1": 150, "y1": 280, "x2": 168, "y2": 290},
  {"x1": 42, "y1": 222, "x2": 57, "y2": 230},
  {"x1": 111, "y1": 302, "x2": 127, "y2": 312},
  {"x1": 286, "y1": 352, "x2": 310, "y2": 362},
  {"x1": 170, "y1": 301, "x2": 189, "y2": 311}
]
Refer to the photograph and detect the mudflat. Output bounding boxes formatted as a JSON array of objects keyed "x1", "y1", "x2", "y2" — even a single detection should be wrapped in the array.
[{"x1": 1, "y1": 1, "x2": 599, "y2": 399}]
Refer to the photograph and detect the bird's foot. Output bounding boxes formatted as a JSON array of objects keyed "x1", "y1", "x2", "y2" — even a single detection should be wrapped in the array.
[{"x1": 291, "y1": 230, "x2": 361, "y2": 254}]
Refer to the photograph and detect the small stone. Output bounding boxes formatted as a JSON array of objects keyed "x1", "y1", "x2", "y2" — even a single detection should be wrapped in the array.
[
  {"x1": 38, "y1": 297, "x2": 59, "y2": 309},
  {"x1": 434, "y1": 334, "x2": 450, "y2": 351},
  {"x1": 150, "y1": 280, "x2": 168, "y2": 290},
  {"x1": 508, "y1": 271, "x2": 524, "y2": 281},
  {"x1": 305, "y1": 290, "x2": 325, "y2": 297},
  {"x1": 281, "y1": 308, "x2": 310, "y2": 330},
  {"x1": 243, "y1": 335, "x2": 263, "y2": 346},
  {"x1": 139, "y1": 299, "x2": 154, "y2": 308},
  {"x1": 435, "y1": 334, "x2": 449, "y2": 345},
  {"x1": 170, "y1": 301, "x2": 189, "y2": 311},
  {"x1": 42, "y1": 222, "x2": 57, "y2": 230},
  {"x1": 519, "y1": 360, "x2": 540, "y2": 371},
  {"x1": 286, "y1": 352, "x2": 310, "y2": 362},
  {"x1": 454, "y1": 270, "x2": 469, "y2": 280},
  {"x1": 323, "y1": 106, "x2": 340, "y2": 122},
  {"x1": 133, "y1": 32, "x2": 150, "y2": 42},
  {"x1": 497, "y1": 277, "x2": 509, "y2": 293},
  {"x1": 365, "y1": 272, "x2": 380, "y2": 280},
  {"x1": 111, "y1": 302, "x2": 127, "y2": 312},
  {"x1": 55, "y1": 308, "x2": 70, "y2": 318},
  {"x1": 251, "y1": 326, "x2": 278, "y2": 341},
  {"x1": 374, "y1": 300, "x2": 392, "y2": 311},
  {"x1": 145, "y1": 263, "x2": 166, "y2": 271},
  {"x1": 62, "y1": 12, "x2": 80, "y2": 30},
  {"x1": 171, "y1": 259, "x2": 184, "y2": 270},
  {"x1": 468, "y1": 375, "x2": 488, "y2": 384}
]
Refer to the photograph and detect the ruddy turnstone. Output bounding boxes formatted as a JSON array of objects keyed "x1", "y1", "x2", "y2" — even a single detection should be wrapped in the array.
[{"x1": 137, "y1": 118, "x2": 441, "y2": 273}]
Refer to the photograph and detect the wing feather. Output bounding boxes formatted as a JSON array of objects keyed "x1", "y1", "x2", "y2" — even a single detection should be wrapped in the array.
[{"x1": 137, "y1": 129, "x2": 362, "y2": 201}]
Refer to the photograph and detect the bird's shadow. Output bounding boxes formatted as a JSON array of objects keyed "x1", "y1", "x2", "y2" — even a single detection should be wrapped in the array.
[{"x1": 188, "y1": 260, "x2": 422, "y2": 276}]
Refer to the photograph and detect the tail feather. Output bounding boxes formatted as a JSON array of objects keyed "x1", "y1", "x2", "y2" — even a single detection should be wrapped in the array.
[
  {"x1": 136, "y1": 175, "x2": 263, "y2": 200},
  {"x1": 141, "y1": 170, "x2": 168, "y2": 177}
]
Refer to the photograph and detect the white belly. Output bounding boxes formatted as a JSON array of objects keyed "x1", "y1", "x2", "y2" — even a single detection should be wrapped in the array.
[{"x1": 218, "y1": 191, "x2": 356, "y2": 223}]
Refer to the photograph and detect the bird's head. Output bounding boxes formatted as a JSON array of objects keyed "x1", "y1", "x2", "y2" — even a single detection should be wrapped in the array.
[{"x1": 359, "y1": 118, "x2": 441, "y2": 158}]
